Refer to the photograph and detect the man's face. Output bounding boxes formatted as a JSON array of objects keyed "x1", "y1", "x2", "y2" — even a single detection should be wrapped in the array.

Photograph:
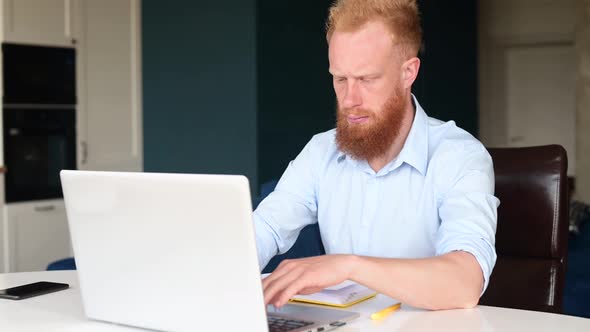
[{"x1": 329, "y1": 20, "x2": 409, "y2": 160}]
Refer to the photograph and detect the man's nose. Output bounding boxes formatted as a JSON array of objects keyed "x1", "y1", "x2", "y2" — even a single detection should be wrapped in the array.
[{"x1": 341, "y1": 80, "x2": 362, "y2": 109}]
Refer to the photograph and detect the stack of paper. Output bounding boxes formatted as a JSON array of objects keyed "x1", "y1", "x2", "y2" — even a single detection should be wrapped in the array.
[{"x1": 290, "y1": 280, "x2": 377, "y2": 308}]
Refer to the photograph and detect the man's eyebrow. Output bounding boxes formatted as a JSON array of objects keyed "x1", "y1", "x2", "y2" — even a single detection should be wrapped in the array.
[
  {"x1": 356, "y1": 73, "x2": 380, "y2": 79},
  {"x1": 329, "y1": 73, "x2": 380, "y2": 80},
  {"x1": 329, "y1": 70, "x2": 379, "y2": 77}
]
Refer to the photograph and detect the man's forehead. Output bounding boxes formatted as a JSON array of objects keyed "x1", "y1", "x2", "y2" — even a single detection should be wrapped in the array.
[
  {"x1": 328, "y1": 20, "x2": 394, "y2": 49},
  {"x1": 328, "y1": 21, "x2": 396, "y2": 75}
]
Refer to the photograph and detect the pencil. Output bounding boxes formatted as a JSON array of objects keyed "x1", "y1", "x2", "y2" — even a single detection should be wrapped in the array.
[{"x1": 370, "y1": 303, "x2": 401, "y2": 320}]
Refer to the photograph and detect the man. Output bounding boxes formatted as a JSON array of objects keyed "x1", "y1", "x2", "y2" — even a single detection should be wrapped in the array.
[{"x1": 254, "y1": 0, "x2": 498, "y2": 310}]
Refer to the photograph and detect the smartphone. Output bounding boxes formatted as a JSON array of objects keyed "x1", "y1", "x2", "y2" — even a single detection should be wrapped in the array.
[{"x1": 0, "y1": 281, "x2": 69, "y2": 300}]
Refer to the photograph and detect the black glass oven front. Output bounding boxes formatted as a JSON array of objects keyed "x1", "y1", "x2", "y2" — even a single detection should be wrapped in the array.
[{"x1": 3, "y1": 107, "x2": 76, "y2": 202}]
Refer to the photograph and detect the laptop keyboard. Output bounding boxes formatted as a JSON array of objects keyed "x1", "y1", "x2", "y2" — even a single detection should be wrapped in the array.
[{"x1": 267, "y1": 315, "x2": 314, "y2": 332}]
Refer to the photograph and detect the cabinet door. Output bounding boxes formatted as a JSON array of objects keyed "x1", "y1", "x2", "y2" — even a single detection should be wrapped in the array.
[
  {"x1": 76, "y1": 0, "x2": 143, "y2": 171},
  {"x1": 6, "y1": 200, "x2": 71, "y2": 272},
  {"x1": 2, "y1": 0, "x2": 75, "y2": 47},
  {"x1": 0, "y1": 205, "x2": 4, "y2": 273},
  {"x1": 0, "y1": 174, "x2": 5, "y2": 273}
]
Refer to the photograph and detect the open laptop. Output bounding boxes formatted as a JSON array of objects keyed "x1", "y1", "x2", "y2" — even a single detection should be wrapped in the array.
[{"x1": 60, "y1": 170, "x2": 359, "y2": 332}]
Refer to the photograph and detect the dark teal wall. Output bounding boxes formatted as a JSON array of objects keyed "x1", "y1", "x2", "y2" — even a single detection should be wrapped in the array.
[
  {"x1": 142, "y1": 0, "x2": 258, "y2": 194},
  {"x1": 256, "y1": 0, "x2": 479, "y2": 184},
  {"x1": 142, "y1": 0, "x2": 477, "y2": 191},
  {"x1": 414, "y1": 0, "x2": 478, "y2": 136},
  {"x1": 257, "y1": 0, "x2": 335, "y2": 185}
]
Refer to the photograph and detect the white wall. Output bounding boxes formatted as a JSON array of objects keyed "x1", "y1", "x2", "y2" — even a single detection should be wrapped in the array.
[{"x1": 479, "y1": 0, "x2": 577, "y2": 175}]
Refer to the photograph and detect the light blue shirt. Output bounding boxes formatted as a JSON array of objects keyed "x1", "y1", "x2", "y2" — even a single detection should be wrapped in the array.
[{"x1": 253, "y1": 97, "x2": 499, "y2": 290}]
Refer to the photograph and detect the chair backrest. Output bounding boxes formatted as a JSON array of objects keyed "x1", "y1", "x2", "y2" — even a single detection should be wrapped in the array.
[{"x1": 480, "y1": 145, "x2": 569, "y2": 313}]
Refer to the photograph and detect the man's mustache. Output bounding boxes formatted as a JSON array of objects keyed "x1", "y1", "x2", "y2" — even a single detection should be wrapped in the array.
[{"x1": 339, "y1": 108, "x2": 374, "y2": 117}]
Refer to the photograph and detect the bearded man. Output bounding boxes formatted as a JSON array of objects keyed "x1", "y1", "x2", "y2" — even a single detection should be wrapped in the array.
[{"x1": 254, "y1": 0, "x2": 498, "y2": 310}]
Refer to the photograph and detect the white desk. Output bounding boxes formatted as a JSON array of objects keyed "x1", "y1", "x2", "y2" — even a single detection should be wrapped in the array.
[{"x1": 1, "y1": 271, "x2": 589, "y2": 331}]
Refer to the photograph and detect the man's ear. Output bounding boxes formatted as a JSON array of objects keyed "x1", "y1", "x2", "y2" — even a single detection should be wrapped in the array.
[{"x1": 402, "y1": 57, "x2": 421, "y2": 89}]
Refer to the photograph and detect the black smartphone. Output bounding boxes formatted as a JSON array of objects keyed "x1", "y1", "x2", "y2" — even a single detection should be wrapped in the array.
[{"x1": 0, "y1": 281, "x2": 69, "y2": 300}]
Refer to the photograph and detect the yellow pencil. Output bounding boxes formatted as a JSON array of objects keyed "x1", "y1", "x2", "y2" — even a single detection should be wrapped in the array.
[{"x1": 370, "y1": 303, "x2": 401, "y2": 320}]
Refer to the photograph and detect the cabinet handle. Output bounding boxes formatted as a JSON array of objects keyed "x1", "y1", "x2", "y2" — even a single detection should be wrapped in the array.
[
  {"x1": 34, "y1": 205, "x2": 56, "y2": 212},
  {"x1": 81, "y1": 141, "x2": 88, "y2": 164}
]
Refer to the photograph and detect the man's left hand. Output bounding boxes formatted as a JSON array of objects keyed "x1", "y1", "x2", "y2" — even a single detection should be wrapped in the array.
[{"x1": 262, "y1": 254, "x2": 357, "y2": 308}]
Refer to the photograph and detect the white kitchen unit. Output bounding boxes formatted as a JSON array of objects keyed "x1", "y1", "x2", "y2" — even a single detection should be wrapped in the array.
[
  {"x1": 0, "y1": 174, "x2": 4, "y2": 272},
  {"x1": 1, "y1": 0, "x2": 76, "y2": 47},
  {"x1": 4, "y1": 200, "x2": 71, "y2": 272},
  {"x1": 0, "y1": 0, "x2": 142, "y2": 273},
  {"x1": 76, "y1": 0, "x2": 143, "y2": 172}
]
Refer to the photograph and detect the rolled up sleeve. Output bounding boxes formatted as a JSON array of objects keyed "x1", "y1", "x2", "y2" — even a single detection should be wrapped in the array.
[
  {"x1": 252, "y1": 137, "x2": 320, "y2": 270},
  {"x1": 435, "y1": 146, "x2": 499, "y2": 293}
]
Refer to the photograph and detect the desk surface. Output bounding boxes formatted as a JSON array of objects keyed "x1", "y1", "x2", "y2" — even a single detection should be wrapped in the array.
[{"x1": 1, "y1": 271, "x2": 589, "y2": 332}]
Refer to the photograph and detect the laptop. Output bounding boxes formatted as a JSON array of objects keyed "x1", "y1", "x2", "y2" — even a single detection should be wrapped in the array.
[{"x1": 60, "y1": 170, "x2": 359, "y2": 332}]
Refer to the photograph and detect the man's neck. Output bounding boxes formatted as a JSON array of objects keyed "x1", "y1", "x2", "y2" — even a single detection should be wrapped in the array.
[{"x1": 368, "y1": 95, "x2": 416, "y2": 173}]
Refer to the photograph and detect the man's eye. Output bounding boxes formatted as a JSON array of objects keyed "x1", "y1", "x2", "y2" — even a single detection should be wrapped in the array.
[{"x1": 335, "y1": 77, "x2": 346, "y2": 83}]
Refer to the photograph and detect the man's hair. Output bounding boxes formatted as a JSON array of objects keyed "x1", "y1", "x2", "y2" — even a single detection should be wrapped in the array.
[{"x1": 326, "y1": 0, "x2": 422, "y2": 58}]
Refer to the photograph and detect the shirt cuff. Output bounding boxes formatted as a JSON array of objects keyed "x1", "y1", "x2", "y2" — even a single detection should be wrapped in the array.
[{"x1": 437, "y1": 238, "x2": 497, "y2": 295}]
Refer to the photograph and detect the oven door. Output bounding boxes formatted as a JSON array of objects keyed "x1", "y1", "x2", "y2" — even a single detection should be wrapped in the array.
[
  {"x1": 2, "y1": 43, "x2": 76, "y2": 105},
  {"x1": 3, "y1": 108, "x2": 76, "y2": 202}
]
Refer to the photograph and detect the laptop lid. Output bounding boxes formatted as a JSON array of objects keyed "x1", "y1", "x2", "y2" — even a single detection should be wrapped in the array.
[{"x1": 61, "y1": 170, "x2": 268, "y2": 332}]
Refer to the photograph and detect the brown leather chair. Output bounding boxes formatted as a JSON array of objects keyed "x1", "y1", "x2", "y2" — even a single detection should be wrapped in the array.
[{"x1": 479, "y1": 145, "x2": 569, "y2": 313}]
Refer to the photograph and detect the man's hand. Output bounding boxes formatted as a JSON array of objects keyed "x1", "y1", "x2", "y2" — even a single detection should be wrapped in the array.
[{"x1": 262, "y1": 254, "x2": 358, "y2": 308}]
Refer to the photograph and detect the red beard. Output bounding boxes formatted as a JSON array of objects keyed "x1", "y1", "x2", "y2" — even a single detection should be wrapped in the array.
[{"x1": 335, "y1": 89, "x2": 408, "y2": 161}]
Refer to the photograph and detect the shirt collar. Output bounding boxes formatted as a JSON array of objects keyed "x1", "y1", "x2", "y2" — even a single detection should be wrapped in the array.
[
  {"x1": 393, "y1": 95, "x2": 429, "y2": 175},
  {"x1": 337, "y1": 94, "x2": 429, "y2": 175}
]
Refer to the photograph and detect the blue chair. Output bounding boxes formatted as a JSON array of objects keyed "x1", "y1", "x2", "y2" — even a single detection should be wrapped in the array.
[
  {"x1": 47, "y1": 257, "x2": 76, "y2": 271},
  {"x1": 564, "y1": 217, "x2": 590, "y2": 318}
]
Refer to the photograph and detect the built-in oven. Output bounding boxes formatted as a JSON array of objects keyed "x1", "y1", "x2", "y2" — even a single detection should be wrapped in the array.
[
  {"x1": 2, "y1": 43, "x2": 77, "y2": 203},
  {"x1": 3, "y1": 107, "x2": 76, "y2": 202},
  {"x1": 2, "y1": 43, "x2": 76, "y2": 104}
]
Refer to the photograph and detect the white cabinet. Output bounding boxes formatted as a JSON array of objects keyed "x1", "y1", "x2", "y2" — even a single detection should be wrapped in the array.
[
  {"x1": 0, "y1": 0, "x2": 142, "y2": 272},
  {"x1": 5, "y1": 200, "x2": 71, "y2": 272},
  {"x1": 2, "y1": 0, "x2": 76, "y2": 47},
  {"x1": 0, "y1": 175, "x2": 4, "y2": 272},
  {"x1": 76, "y1": 0, "x2": 143, "y2": 171}
]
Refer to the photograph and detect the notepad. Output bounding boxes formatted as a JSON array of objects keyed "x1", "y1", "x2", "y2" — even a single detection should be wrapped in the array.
[{"x1": 289, "y1": 280, "x2": 377, "y2": 308}]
